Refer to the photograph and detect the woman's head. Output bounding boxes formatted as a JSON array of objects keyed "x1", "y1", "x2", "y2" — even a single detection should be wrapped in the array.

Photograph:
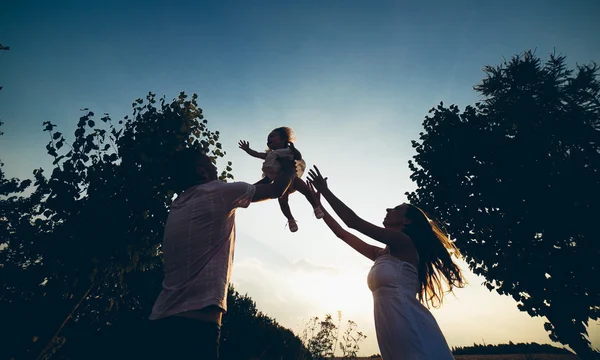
[
  {"x1": 267, "y1": 127, "x2": 295, "y2": 150},
  {"x1": 387, "y1": 203, "x2": 466, "y2": 308},
  {"x1": 169, "y1": 147, "x2": 218, "y2": 192}
]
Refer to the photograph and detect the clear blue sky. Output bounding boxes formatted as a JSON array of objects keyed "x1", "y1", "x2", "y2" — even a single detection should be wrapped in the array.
[{"x1": 2, "y1": 0, "x2": 599, "y2": 355}]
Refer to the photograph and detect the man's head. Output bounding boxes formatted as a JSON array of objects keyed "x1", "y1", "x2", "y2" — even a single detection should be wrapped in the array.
[{"x1": 170, "y1": 148, "x2": 218, "y2": 192}]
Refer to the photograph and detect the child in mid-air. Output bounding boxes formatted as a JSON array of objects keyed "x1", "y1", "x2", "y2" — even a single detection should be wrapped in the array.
[{"x1": 239, "y1": 127, "x2": 324, "y2": 232}]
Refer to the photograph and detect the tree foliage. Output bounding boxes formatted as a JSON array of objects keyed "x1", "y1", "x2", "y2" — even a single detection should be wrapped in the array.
[
  {"x1": 220, "y1": 285, "x2": 309, "y2": 360},
  {"x1": 451, "y1": 341, "x2": 574, "y2": 355},
  {"x1": 49, "y1": 284, "x2": 309, "y2": 360},
  {"x1": 407, "y1": 51, "x2": 600, "y2": 359},
  {"x1": 0, "y1": 91, "x2": 233, "y2": 358},
  {"x1": 1, "y1": 90, "x2": 312, "y2": 359}
]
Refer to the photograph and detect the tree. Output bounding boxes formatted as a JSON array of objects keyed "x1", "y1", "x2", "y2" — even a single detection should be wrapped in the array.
[
  {"x1": 407, "y1": 51, "x2": 600, "y2": 359},
  {"x1": 49, "y1": 284, "x2": 310, "y2": 359},
  {"x1": 0, "y1": 91, "x2": 233, "y2": 359},
  {"x1": 219, "y1": 285, "x2": 310, "y2": 360}
]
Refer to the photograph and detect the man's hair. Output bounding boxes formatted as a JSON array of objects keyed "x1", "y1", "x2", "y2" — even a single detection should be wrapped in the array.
[{"x1": 169, "y1": 148, "x2": 214, "y2": 192}]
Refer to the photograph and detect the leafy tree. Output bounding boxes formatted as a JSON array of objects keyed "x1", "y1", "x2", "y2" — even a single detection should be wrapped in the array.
[
  {"x1": 50, "y1": 283, "x2": 309, "y2": 360},
  {"x1": 2, "y1": 90, "x2": 311, "y2": 360},
  {"x1": 407, "y1": 51, "x2": 600, "y2": 359},
  {"x1": 451, "y1": 341, "x2": 574, "y2": 355},
  {"x1": 219, "y1": 285, "x2": 310, "y2": 360},
  {"x1": 1, "y1": 91, "x2": 233, "y2": 359}
]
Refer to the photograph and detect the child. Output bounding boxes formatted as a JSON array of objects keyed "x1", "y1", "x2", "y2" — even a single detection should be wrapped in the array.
[{"x1": 239, "y1": 127, "x2": 324, "y2": 232}]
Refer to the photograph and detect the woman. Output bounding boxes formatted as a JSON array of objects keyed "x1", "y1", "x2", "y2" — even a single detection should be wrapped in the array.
[{"x1": 307, "y1": 166, "x2": 466, "y2": 360}]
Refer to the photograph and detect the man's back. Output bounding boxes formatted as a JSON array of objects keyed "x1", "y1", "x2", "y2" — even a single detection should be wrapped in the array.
[{"x1": 149, "y1": 180, "x2": 255, "y2": 320}]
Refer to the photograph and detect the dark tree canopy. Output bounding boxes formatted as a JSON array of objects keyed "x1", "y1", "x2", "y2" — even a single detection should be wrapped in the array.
[
  {"x1": 1, "y1": 91, "x2": 310, "y2": 359},
  {"x1": 0, "y1": 92, "x2": 235, "y2": 358},
  {"x1": 407, "y1": 51, "x2": 600, "y2": 359}
]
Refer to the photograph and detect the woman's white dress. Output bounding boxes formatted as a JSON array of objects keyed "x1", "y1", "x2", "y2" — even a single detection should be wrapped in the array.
[{"x1": 367, "y1": 254, "x2": 455, "y2": 360}]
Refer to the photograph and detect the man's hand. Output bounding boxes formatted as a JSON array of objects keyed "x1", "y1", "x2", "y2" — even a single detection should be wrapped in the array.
[
  {"x1": 307, "y1": 166, "x2": 329, "y2": 193},
  {"x1": 238, "y1": 140, "x2": 250, "y2": 152}
]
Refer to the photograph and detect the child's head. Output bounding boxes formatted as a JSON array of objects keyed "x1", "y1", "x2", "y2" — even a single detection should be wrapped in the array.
[{"x1": 267, "y1": 126, "x2": 295, "y2": 150}]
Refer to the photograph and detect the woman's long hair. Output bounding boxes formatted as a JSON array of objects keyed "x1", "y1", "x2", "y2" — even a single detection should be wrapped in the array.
[{"x1": 403, "y1": 204, "x2": 466, "y2": 308}]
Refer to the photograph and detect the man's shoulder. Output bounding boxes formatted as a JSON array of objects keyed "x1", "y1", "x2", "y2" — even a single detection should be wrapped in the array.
[
  {"x1": 213, "y1": 180, "x2": 254, "y2": 188},
  {"x1": 212, "y1": 181, "x2": 256, "y2": 196},
  {"x1": 219, "y1": 181, "x2": 256, "y2": 208}
]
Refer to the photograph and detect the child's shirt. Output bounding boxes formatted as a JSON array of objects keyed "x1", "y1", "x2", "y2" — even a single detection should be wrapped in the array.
[{"x1": 261, "y1": 148, "x2": 305, "y2": 180}]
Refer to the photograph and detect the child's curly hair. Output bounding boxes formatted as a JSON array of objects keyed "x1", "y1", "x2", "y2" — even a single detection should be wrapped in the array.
[{"x1": 272, "y1": 126, "x2": 296, "y2": 144}]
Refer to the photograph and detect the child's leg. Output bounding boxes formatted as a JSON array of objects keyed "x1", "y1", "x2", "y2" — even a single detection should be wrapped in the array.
[
  {"x1": 254, "y1": 177, "x2": 272, "y2": 186},
  {"x1": 278, "y1": 193, "x2": 294, "y2": 220},
  {"x1": 278, "y1": 193, "x2": 298, "y2": 232},
  {"x1": 293, "y1": 178, "x2": 319, "y2": 209}
]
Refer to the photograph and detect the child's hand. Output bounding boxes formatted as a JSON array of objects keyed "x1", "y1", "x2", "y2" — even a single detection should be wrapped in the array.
[{"x1": 238, "y1": 140, "x2": 250, "y2": 152}]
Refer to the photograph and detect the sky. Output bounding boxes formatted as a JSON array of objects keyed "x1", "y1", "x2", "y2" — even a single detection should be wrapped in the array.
[{"x1": 1, "y1": 0, "x2": 599, "y2": 356}]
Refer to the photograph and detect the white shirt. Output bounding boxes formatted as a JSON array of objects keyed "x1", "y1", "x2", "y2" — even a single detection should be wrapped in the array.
[
  {"x1": 149, "y1": 180, "x2": 256, "y2": 320},
  {"x1": 262, "y1": 148, "x2": 306, "y2": 180}
]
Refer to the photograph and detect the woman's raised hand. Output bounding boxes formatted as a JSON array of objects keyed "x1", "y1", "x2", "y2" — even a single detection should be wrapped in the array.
[
  {"x1": 307, "y1": 166, "x2": 328, "y2": 193},
  {"x1": 307, "y1": 180, "x2": 324, "y2": 207}
]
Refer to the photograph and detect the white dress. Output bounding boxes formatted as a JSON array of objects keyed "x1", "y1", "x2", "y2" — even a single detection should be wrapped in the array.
[
  {"x1": 261, "y1": 148, "x2": 306, "y2": 180},
  {"x1": 367, "y1": 254, "x2": 455, "y2": 360}
]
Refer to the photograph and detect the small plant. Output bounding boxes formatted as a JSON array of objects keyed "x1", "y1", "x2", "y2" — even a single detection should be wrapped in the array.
[
  {"x1": 339, "y1": 320, "x2": 367, "y2": 360},
  {"x1": 299, "y1": 312, "x2": 367, "y2": 360}
]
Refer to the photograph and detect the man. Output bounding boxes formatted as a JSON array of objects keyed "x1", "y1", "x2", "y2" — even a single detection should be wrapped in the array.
[{"x1": 148, "y1": 147, "x2": 297, "y2": 359}]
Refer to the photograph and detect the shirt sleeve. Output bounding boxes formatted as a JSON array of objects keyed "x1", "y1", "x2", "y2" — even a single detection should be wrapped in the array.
[{"x1": 224, "y1": 181, "x2": 256, "y2": 209}]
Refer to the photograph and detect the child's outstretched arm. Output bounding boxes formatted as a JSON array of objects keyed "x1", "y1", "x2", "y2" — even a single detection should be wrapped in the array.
[{"x1": 239, "y1": 140, "x2": 267, "y2": 159}]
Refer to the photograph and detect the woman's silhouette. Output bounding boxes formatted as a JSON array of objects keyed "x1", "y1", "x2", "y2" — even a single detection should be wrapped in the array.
[{"x1": 307, "y1": 166, "x2": 466, "y2": 360}]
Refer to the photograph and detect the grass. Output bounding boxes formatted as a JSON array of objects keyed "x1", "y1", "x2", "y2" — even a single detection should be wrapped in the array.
[{"x1": 335, "y1": 355, "x2": 578, "y2": 360}]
